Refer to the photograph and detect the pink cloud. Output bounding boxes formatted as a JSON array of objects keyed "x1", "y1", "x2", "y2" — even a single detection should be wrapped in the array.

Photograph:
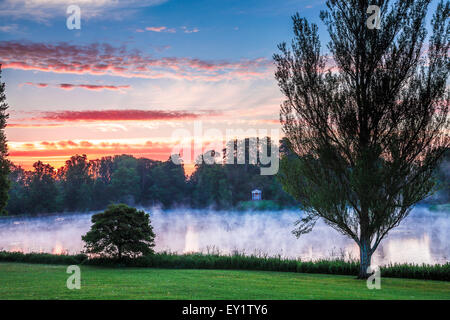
[
  {"x1": 0, "y1": 41, "x2": 272, "y2": 81},
  {"x1": 27, "y1": 109, "x2": 219, "y2": 123},
  {"x1": 22, "y1": 82, "x2": 131, "y2": 91},
  {"x1": 145, "y1": 26, "x2": 168, "y2": 32},
  {"x1": 61, "y1": 83, "x2": 130, "y2": 91},
  {"x1": 7, "y1": 123, "x2": 63, "y2": 128},
  {"x1": 22, "y1": 82, "x2": 48, "y2": 88}
]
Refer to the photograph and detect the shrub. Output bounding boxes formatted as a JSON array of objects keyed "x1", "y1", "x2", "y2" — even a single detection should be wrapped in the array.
[
  {"x1": 0, "y1": 251, "x2": 87, "y2": 265},
  {"x1": 82, "y1": 204, "x2": 155, "y2": 259}
]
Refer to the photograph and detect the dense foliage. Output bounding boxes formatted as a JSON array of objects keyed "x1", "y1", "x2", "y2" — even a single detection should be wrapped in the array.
[
  {"x1": 4, "y1": 144, "x2": 448, "y2": 216},
  {"x1": 6, "y1": 139, "x2": 296, "y2": 215},
  {"x1": 82, "y1": 204, "x2": 155, "y2": 259}
]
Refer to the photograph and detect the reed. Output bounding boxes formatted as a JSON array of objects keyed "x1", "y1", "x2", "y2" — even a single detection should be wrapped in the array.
[{"x1": 0, "y1": 250, "x2": 448, "y2": 281}]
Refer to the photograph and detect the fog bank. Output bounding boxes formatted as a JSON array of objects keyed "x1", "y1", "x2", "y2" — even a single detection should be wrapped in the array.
[{"x1": 0, "y1": 207, "x2": 448, "y2": 265}]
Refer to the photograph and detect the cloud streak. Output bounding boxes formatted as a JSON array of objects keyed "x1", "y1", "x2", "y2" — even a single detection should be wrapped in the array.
[
  {"x1": 7, "y1": 123, "x2": 63, "y2": 128},
  {"x1": 22, "y1": 82, "x2": 131, "y2": 91},
  {"x1": 0, "y1": 24, "x2": 19, "y2": 33},
  {"x1": 0, "y1": 0, "x2": 169, "y2": 22},
  {"x1": 145, "y1": 26, "x2": 176, "y2": 33},
  {"x1": 58, "y1": 84, "x2": 130, "y2": 91},
  {"x1": 8, "y1": 139, "x2": 175, "y2": 166},
  {"x1": 146, "y1": 26, "x2": 168, "y2": 32},
  {"x1": 181, "y1": 26, "x2": 200, "y2": 33},
  {"x1": 138, "y1": 26, "x2": 199, "y2": 34},
  {"x1": 22, "y1": 82, "x2": 49, "y2": 88},
  {"x1": 0, "y1": 41, "x2": 272, "y2": 81},
  {"x1": 19, "y1": 109, "x2": 219, "y2": 123}
]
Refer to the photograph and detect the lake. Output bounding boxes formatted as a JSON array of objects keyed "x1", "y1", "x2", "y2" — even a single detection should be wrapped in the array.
[{"x1": 0, "y1": 207, "x2": 448, "y2": 265}]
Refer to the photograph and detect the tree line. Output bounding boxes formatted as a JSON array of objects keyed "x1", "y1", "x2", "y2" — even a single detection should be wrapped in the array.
[{"x1": 6, "y1": 139, "x2": 297, "y2": 215}]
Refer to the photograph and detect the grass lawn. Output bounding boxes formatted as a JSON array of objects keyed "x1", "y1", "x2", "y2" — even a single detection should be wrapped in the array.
[{"x1": 0, "y1": 262, "x2": 449, "y2": 300}]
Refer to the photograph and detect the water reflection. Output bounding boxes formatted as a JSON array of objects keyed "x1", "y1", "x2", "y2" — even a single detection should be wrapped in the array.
[{"x1": 0, "y1": 207, "x2": 448, "y2": 265}]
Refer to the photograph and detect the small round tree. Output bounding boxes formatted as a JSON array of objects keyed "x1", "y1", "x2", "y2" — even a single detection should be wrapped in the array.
[{"x1": 82, "y1": 204, "x2": 155, "y2": 259}]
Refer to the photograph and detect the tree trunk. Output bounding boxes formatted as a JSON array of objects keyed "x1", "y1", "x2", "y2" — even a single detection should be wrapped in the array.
[{"x1": 358, "y1": 239, "x2": 372, "y2": 279}]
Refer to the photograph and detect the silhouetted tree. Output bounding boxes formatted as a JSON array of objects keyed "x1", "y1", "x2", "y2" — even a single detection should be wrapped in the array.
[
  {"x1": 28, "y1": 161, "x2": 59, "y2": 213},
  {"x1": 61, "y1": 154, "x2": 93, "y2": 211},
  {"x1": 0, "y1": 65, "x2": 10, "y2": 214},
  {"x1": 136, "y1": 158, "x2": 161, "y2": 205},
  {"x1": 191, "y1": 150, "x2": 233, "y2": 208},
  {"x1": 5, "y1": 151, "x2": 296, "y2": 214},
  {"x1": 275, "y1": 0, "x2": 449, "y2": 278},
  {"x1": 82, "y1": 204, "x2": 155, "y2": 259},
  {"x1": 110, "y1": 155, "x2": 139, "y2": 205},
  {"x1": 6, "y1": 165, "x2": 28, "y2": 215},
  {"x1": 150, "y1": 157, "x2": 187, "y2": 208}
]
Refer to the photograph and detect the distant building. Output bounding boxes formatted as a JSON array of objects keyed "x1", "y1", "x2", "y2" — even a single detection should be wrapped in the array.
[{"x1": 251, "y1": 189, "x2": 262, "y2": 201}]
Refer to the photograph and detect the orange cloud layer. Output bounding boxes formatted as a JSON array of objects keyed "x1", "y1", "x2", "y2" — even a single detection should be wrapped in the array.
[
  {"x1": 10, "y1": 140, "x2": 172, "y2": 164},
  {"x1": 7, "y1": 123, "x2": 64, "y2": 128},
  {"x1": 8, "y1": 139, "x2": 198, "y2": 174}
]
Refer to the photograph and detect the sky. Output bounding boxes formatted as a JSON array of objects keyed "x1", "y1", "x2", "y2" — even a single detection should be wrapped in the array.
[{"x1": 0, "y1": 0, "x2": 441, "y2": 173}]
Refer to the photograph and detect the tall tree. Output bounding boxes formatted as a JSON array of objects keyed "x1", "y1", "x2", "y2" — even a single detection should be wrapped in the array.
[
  {"x1": 109, "y1": 155, "x2": 139, "y2": 205},
  {"x1": 136, "y1": 157, "x2": 161, "y2": 205},
  {"x1": 0, "y1": 64, "x2": 10, "y2": 215},
  {"x1": 274, "y1": 0, "x2": 449, "y2": 278},
  {"x1": 28, "y1": 161, "x2": 59, "y2": 213},
  {"x1": 6, "y1": 165, "x2": 28, "y2": 215},
  {"x1": 150, "y1": 157, "x2": 187, "y2": 208},
  {"x1": 61, "y1": 154, "x2": 93, "y2": 211},
  {"x1": 191, "y1": 151, "x2": 233, "y2": 208}
]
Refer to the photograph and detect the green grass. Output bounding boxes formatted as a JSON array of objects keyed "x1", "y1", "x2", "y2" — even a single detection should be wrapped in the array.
[{"x1": 0, "y1": 262, "x2": 449, "y2": 300}]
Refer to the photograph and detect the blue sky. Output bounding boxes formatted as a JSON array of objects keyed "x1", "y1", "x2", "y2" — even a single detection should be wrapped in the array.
[
  {"x1": 0, "y1": 0, "x2": 443, "y2": 171},
  {"x1": 0, "y1": 0, "x2": 325, "y2": 58}
]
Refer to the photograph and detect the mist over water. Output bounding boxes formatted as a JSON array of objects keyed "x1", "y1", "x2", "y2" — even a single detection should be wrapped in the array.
[{"x1": 0, "y1": 207, "x2": 448, "y2": 265}]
